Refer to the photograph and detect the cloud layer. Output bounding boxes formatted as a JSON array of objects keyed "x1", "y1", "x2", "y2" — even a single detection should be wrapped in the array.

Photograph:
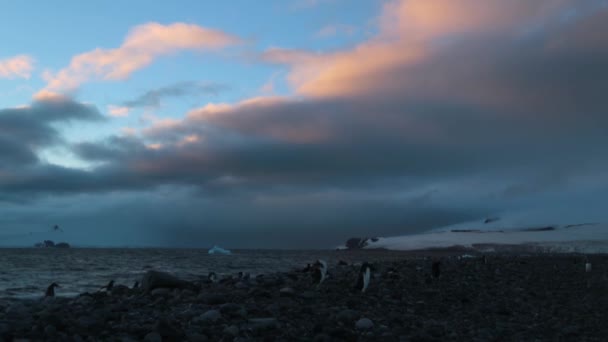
[{"x1": 2, "y1": 0, "x2": 608, "y2": 247}]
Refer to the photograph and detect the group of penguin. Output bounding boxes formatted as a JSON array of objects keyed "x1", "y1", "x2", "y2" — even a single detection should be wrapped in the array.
[
  {"x1": 300, "y1": 260, "x2": 374, "y2": 293},
  {"x1": 45, "y1": 279, "x2": 140, "y2": 297},
  {"x1": 45, "y1": 259, "x2": 445, "y2": 297}
]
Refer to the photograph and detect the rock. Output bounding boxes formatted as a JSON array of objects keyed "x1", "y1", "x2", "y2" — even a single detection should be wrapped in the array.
[
  {"x1": 355, "y1": 318, "x2": 374, "y2": 330},
  {"x1": 300, "y1": 291, "x2": 317, "y2": 299},
  {"x1": 336, "y1": 309, "x2": 359, "y2": 324},
  {"x1": 155, "y1": 319, "x2": 181, "y2": 340},
  {"x1": 199, "y1": 310, "x2": 222, "y2": 322},
  {"x1": 44, "y1": 324, "x2": 57, "y2": 335},
  {"x1": 141, "y1": 270, "x2": 191, "y2": 292},
  {"x1": 150, "y1": 288, "x2": 172, "y2": 296},
  {"x1": 187, "y1": 333, "x2": 209, "y2": 342},
  {"x1": 74, "y1": 295, "x2": 93, "y2": 305},
  {"x1": 223, "y1": 325, "x2": 239, "y2": 337},
  {"x1": 220, "y1": 303, "x2": 243, "y2": 315},
  {"x1": 279, "y1": 287, "x2": 296, "y2": 297},
  {"x1": 198, "y1": 294, "x2": 227, "y2": 305},
  {"x1": 346, "y1": 238, "x2": 368, "y2": 249},
  {"x1": 144, "y1": 331, "x2": 162, "y2": 342},
  {"x1": 110, "y1": 285, "x2": 131, "y2": 296},
  {"x1": 247, "y1": 318, "x2": 278, "y2": 331},
  {"x1": 234, "y1": 282, "x2": 248, "y2": 289}
]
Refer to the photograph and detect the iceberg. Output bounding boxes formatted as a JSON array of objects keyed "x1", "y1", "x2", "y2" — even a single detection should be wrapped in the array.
[{"x1": 208, "y1": 245, "x2": 231, "y2": 255}]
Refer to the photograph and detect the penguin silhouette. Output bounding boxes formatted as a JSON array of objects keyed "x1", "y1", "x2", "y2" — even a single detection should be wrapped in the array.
[
  {"x1": 432, "y1": 261, "x2": 441, "y2": 279},
  {"x1": 355, "y1": 262, "x2": 372, "y2": 293},
  {"x1": 100, "y1": 280, "x2": 115, "y2": 292},
  {"x1": 45, "y1": 283, "x2": 60, "y2": 297},
  {"x1": 312, "y1": 260, "x2": 328, "y2": 286}
]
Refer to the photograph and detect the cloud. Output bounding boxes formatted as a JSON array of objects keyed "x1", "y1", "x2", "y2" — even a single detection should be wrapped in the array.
[
  {"x1": 0, "y1": 55, "x2": 35, "y2": 79},
  {"x1": 107, "y1": 105, "x2": 130, "y2": 117},
  {"x1": 0, "y1": 96, "x2": 104, "y2": 168},
  {"x1": 2, "y1": 0, "x2": 608, "y2": 247},
  {"x1": 121, "y1": 81, "x2": 228, "y2": 109},
  {"x1": 40, "y1": 23, "x2": 241, "y2": 94},
  {"x1": 315, "y1": 24, "x2": 357, "y2": 38}
]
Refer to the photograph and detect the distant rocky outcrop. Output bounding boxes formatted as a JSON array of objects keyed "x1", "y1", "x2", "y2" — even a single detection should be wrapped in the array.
[
  {"x1": 34, "y1": 240, "x2": 70, "y2": 248},
  {"x1": 344, "y1": 237, "x2": 379, "y2": 250}
]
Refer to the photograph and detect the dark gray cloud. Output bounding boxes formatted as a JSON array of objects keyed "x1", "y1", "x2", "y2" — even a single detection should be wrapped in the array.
[
  {"x1": 122, "y1": 81, "x2": 229, "y2": 108},
  {"x1": 0, "y1": 98, "x2": 104, "y2": 167}
]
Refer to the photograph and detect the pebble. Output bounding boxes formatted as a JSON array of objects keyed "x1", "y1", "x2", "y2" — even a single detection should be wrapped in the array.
[
  {"x1": 143, "y1": 331, "x2": 162, "y2": 342},
  {"x1": 199, "y1": 310, "x2": 222, "y2": 322},
  {"x1": 44, "y1": 324, "x2": 57, "y2": 335},
  {"x1": 223, "y1": 324, "x2": 239, "y2": 336},
  {"x1": 280, "y1": 287, "x2": 296, "y2": 297},
  {"x1": 355, "y1": 318, "x2": 374, "y2": 330}
]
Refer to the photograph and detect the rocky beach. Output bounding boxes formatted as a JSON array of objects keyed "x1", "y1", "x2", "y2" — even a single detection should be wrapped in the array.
[{"x1": 1, "y1": 253, "x2": 607, "y2": 341}]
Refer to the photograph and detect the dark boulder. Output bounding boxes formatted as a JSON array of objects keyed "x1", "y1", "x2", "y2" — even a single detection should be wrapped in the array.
[{"x1": 141, "y1": 271, "x2": 193, "y2": 292}]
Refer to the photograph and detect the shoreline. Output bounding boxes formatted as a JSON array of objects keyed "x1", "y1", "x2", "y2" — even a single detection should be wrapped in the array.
[{"x1": 1, "y1": 253, "x2": 608, "y2": 340}]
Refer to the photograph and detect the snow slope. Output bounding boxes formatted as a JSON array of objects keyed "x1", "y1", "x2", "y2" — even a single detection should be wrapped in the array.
[{"x1": 363, "y1": 221, "x2": 608, "y2": 253}]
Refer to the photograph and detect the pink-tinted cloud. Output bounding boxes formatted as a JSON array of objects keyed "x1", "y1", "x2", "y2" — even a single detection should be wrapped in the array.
[
  {"x1": 269, "y1": 0, "x2": 590, "y2": 98},
  {"x1": 107, "y1": 105, "x2": 130, "y2": 117},
  {"x1": 41, "y1": 22, "x2": 241, "y2": 94},
  {"x1": 0, "y1": 55, "x2": 35, "y2": 79}
]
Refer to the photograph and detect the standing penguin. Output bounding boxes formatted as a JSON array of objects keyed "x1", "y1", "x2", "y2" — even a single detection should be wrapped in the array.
[
  {"x1": 132, "y1": 281, "x2": 140, "y2": 289},
  {"x1": 432, "y1": 260, "x2": 441, "y2": 279},
  {"x1": 312, "y1": 260, "x2": 328, "y2": 286},
  {"x1": 355, "y1": 262, "x2": 372, "y2": 293},
  {"x1": 45, "y1": 282, "x2": 60, "y2": 297},
  {"x1": 208, "y1": 272, "x2": 218, "y2": 283},
  {"x1": 100, "y1": 280, "x2": 114, "y2": 292}
]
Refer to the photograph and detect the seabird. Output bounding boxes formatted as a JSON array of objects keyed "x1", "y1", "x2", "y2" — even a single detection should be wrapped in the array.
[
  {"x1": 45, "y1": 283, "x2": 60, "y2": 297},
  {"x1": 312, "y1": 260, "x2": 328, "y2": 286},
  {"x1": 132, "y1": 281, "x2": 140, "y2": 289},
  {"x1": 355, "y1": 262, "x2": 372, "y2": 293},
  {"x1": 208, "y1": 272, "x2": 218, "y2": 283}
]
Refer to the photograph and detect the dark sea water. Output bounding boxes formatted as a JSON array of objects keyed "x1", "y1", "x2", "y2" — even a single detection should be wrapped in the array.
[{"x1": 0, "y1": 248, "x2": 411, "y2": 300}]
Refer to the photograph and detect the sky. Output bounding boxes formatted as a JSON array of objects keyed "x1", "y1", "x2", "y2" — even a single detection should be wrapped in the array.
[{"x1": 1, "y1": 0, "x2": 608, "y2": 248}]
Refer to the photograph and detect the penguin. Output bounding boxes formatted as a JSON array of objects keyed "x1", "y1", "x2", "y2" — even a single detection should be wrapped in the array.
[
  {"x1": 132, "y1": 281, "x2": 140, "y2": 289},
  {"x1": 431, "y1": 260, "x2": 441, "y2": 279},
  {"x1": 99, "y1": 280, "x2": 114, "y2": 292},
  {"x1": 482, "y1": 255, "x2": 487, "y2": 265},
  {"x1": 208, "y1": 272, "x2": 218, "y2": 283},
  {"x1": 355, "y1": 262, "x2": 372, "y2": 293},
  {"x1": 312, "y1": 260, "x2": 328, "y2": 286},
  {"x1": 45, "y1": 282, "x2": 60, "y2": 297},
  {"x1": 585, "y1": 261, "x2": 592, "y2": 273}
]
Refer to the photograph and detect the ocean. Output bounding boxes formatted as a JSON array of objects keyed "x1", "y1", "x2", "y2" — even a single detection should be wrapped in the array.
[{"x1": 0, "y1": 248, "x2": 409, "y2": 300}]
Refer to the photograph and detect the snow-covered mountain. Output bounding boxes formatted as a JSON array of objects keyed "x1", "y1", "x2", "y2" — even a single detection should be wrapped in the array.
[{"x1": 355, "y1": 219, "x2": 608, "y2": 253}]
